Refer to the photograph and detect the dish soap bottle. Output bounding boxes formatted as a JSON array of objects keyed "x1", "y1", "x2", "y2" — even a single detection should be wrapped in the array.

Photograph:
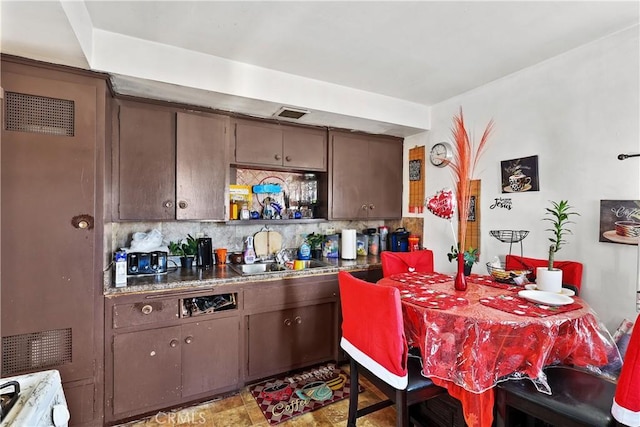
[
  {"x1": 243, "y1": 236, "x2": 256, "y2": 265},
  {"x1": 298, "y1": 240, "x2": 311, "y2": 260}
]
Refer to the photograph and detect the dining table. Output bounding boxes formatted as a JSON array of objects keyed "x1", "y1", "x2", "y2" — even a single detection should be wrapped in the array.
[{"x1": 378, "y1": 271, "x2": 621, "y2": 427}]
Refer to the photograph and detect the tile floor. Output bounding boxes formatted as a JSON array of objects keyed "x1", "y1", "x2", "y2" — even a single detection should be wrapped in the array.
[{"x1": 117, "y1": 365, "x2": 398, "y2": 427}]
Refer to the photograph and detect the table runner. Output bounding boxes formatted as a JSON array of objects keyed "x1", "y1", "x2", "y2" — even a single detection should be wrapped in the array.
[{"x1": 479, "y1": 293, "x2": 582, "y2": 317}]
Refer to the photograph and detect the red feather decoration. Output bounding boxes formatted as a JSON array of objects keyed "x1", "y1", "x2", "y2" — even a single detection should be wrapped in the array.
[{"x1": 448, "y1": 108, "x2": 494, "y2": 251}]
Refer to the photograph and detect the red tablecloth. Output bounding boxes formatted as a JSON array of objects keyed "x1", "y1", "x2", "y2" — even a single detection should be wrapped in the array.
[{"x1": 379, "y1": 273, "x2": 619, "y2": 427}]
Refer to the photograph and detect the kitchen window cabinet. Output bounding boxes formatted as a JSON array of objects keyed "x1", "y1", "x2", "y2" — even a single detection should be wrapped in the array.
[
  {"x1": 115, "y1": 100, "x2": 229, "y2": 220},
  {"x1": 233, "y1": 118, "x2": 327, "y2": 171},
  {"x1": 329, "y1": 131, "x2": 403, "y2": 220}
]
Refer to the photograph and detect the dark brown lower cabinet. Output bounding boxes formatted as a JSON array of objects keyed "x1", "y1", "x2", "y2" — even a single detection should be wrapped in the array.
[
  {"x1": 247, "y1": 303, "x2": 335, "y2": 380},
  {"x1": 105, "y1": 270, "x2": 379, "y2": 424},
  {"x1": 105, "y1": 291, "x2": 242, "y2": 423}
]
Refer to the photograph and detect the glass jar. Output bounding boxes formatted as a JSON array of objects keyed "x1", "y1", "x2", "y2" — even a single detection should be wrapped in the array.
[{"x1": 300, "y1": 173, "x2": 318, "y2": 206}]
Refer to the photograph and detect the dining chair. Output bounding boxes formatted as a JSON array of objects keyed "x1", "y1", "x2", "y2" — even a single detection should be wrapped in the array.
[
  {"x1": 381, "y1": 250, "x2": 435, "y2": 277},
  {"x1": 338, "y1": 271, "x2": 445, "y2": 427},
  {"x1": 495, "y1": 314, "x2": 640, "y2": 427},
  {"x1": 495, "y1": 365, "x2": 620, "y2": 427},
  {"x1": 505, "y1": 254, "x2": 583, "y2": 295}
]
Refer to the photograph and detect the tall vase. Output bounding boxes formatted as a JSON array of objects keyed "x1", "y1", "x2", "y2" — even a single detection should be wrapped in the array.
[{"x1": 455, "y1": 256, "x2": 467, "y2": 291}]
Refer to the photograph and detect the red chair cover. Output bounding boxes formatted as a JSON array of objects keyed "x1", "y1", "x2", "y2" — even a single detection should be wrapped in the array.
[
  {"x1": 381, "y1": 250, "x2": 434, "y2": 277},
  {"x1": 338, "y1": 271, "x2": 408, "y2": 389},
  {"x1": 505, "y1": 255, "x2": 583, "y2": 292},
  {"x1": 612, "y1": 314, "x2": 640, "y2": 426}
]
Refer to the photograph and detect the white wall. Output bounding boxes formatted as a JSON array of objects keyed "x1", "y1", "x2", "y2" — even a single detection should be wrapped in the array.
[{"x1": 403, "y1": 26, "x2": 640, "y2": 331}]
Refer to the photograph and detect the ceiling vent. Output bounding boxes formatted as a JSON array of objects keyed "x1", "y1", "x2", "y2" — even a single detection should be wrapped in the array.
[{"x1": 273, "y1": 106, "x2": 309, "y2": 120}]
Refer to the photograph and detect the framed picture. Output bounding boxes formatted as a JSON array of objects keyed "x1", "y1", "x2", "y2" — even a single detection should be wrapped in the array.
[
  {"x1": 599, "y1": 200, "x2": 640, "y2": 245},
  {"x1": 501, "y1": 155, "x2": 540, "y2": 193}
]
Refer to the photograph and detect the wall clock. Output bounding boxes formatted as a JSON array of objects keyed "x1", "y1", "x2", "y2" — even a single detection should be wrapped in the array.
[{"x1": 429, "y1": 142, "x2": 453, "y2": 167}]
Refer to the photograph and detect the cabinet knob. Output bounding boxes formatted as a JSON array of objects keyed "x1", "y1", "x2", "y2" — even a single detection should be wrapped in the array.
[
  {"x1": 170, "y1": 339, "x2": 179, "y2": 348},
  {"x1": 294, "y1": 316, "x2": 302, "y2": 325},
  {"x1": 274, "y1": 154, "x2": 282, "y2": 161},
  {"x1": 284, "y1": 318, "x2": 292, "y2": 327},
  {"x1": 369, "y1": 204, "x2": 375, "y2": 210},
  {"x1": 178, "y1": 201, "x2": 188, "y2": 209},
  {"x1": 141, "y1": 304, "x2": 153, "y2": 315},
  {"x1": 163, "y1": 200, "x2": 174, "y2": 208},
  {"x1": 184, "y1": 336, "x2": 193, "y2": 344},
  {"x1": 361, "y1": 204, "x2": 368, "y2": 211},
  {"x1": 285, "y1": 156, "x2": 292, "y2": 162}
]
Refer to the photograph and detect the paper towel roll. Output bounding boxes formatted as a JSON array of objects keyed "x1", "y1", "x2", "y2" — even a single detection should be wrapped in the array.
[{"x1": 341, "y1": 229, "x2": 357, "y2": 260}]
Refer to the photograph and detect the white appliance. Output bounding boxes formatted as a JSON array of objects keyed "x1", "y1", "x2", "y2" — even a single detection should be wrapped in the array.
[{"x1": 0, "y1": 370, "x2": 70, "y2": 427}]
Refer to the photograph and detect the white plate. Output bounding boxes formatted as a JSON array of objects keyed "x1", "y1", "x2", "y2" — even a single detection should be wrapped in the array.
[
  {"x1": 523, "y1": 284, "x2": 575, "y2": 297},
  {"x1": 518, "y1": 290, "x2": 574, "y2": 306}
]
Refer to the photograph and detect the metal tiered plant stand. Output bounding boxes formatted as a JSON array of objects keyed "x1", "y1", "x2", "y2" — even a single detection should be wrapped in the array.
[{"x1": 489, "y1": 230, "x2": 529, "y2": 257}]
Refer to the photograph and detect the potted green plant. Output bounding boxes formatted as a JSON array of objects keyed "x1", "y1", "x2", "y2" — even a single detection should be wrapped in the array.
[
  {"x1": 538, "y1": 200, "x2": 579, "y2": 292},
  {"x1": 306, "y1": 233, "x2": 325, "y2": 259},
  {"x1": 168, "y1": 234, "x2": 198, "y2": 268},
  {"x1": 447, "y1": 245, "x2": 479, "y2": 276}
]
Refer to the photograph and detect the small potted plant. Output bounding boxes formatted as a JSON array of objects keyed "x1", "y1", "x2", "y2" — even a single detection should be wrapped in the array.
[
  {"x1": 447, "y1": 245, "x2": 479, "y2": 276},
  {"x1": 306, "y1": 233, "x2": 325, "y2": 259},
  {"x1": 168, "y1": 234, "x2": 198, "y2": 268},
  {"x1": 538, "y1": 200, "x2": 579, "y2": 292}
]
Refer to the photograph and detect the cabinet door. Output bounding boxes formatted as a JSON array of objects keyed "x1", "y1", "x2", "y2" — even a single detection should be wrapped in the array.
[
  {"x1": 329, "y1": 132, "x2": 370, "y2": 219},
  {"x1": 367, "y1": 137, "x2": 403, "y2": 219},
  {"x1": 234, "y1": 119, "x2": 283, "y2": 167},
  {"x1": 181, "y1": 317, "x2": 240, "y2": 397},
  {"x1": 113, "y1": 326, "x2": 181, "y2": 416},
  {"x1": 283, "y1": 126, "x2": 327, "y2": 171},
  {"x1": 118, "y1": 102, "x2": 176, "y2": 220},
  {"x1": 1, "y1": 68, "x2": 100, "y2": 384},
  {"x1": 176, "y1": 112, "x2": 229, "y2": 220},
  {"x1": 247, "y1": 303, "x2": 335, "y2": 380}
]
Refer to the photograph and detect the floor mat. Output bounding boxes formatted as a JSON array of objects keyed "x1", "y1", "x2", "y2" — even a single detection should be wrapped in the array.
[{"x1": 249, "y1": 363, "x2": 362, "y2": 425}]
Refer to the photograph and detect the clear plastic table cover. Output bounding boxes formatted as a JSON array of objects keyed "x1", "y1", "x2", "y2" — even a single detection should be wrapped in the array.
[
  {"x1": 378, "y1": 273, "x2": 621, "y2": 426},
  {"x1": 382, "y1": 275, "x2": 620, "y2": 392}
]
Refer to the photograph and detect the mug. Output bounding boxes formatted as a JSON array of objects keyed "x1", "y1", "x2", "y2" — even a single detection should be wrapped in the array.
[
  {"x1": 215, "y1": 248, "x2": 227, "y2": 265},
  {"x1": 508, "y1": 174, "x2": 531, "y2": 192},
  {"x1": 295, "y1": 381, "x2": 332, "y2": 401}
]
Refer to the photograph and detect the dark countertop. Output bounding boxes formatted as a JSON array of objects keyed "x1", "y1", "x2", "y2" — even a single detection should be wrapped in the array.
[{"x1": 104, "y1": 255, "x2": 382, "y2": 296}]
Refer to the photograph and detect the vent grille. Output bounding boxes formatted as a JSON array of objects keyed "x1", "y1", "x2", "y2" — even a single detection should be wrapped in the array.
[
  {"x1": 2, "y1": 328, "x2": 72, "y2": 376},
  {"x1": 273, "y1": 106, "x2": 308, "y2": 120},
  {"x1": 5, "y1": 91, "x2": 74, "y2": 136}
]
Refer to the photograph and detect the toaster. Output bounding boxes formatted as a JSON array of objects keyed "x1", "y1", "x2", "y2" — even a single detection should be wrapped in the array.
[{"x1": 127, "y1": 251, "x2": 168, "y2": 275}]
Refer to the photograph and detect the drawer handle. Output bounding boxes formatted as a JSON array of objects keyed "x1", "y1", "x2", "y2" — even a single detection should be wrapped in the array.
[
  {"x1": 170, "y1": 339, "x2": 179, "y2": 348},
  {"x1": 285, "y1": 156, "x2": 292, "y2": 162},
  {"x1": 294, "y1": 316, "x2": 302, "y2": 325},
  {"x1": 178, "y1": 201, "x2": 188, "y2": 209},
  {"x1": 163, "y1": 200, "x2": 174, "y2": 208},
  {"x1": 361, "y1": 204, "x2": 367, "y2": 211},
  {"x1": 141, "y1": 305, "x2": 153, "y2": 315},
  {"x1": 274, "y1": 154, "x2": 282, "y2": 161},
  {"x1": 369, "y1": 204, "x2": 375, "y2": 210},
  {"x1": 284, "y1": 318, "x2": 292, "y2": 327},
  {"x1": 185, "y1": 336, "x2": 193, "y2": 344}
]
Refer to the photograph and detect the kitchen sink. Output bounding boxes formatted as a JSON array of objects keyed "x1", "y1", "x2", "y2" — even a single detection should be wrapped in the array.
[{"x1": 228, "y1": 259, "x2": 332, "y2": 276}]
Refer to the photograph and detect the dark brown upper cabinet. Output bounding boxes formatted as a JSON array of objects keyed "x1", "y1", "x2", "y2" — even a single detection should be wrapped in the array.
[
  {"x1": 115, "y1": 100, "x2": 229, "y2": 220},
  {"x1": 233, "y1": 118, "x2": 327, "y2": 171},
  {"x1": 329, "y1": 130, "x2": 403, "y2": 220}
]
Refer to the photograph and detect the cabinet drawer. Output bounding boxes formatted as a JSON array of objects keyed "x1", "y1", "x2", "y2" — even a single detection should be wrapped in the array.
[
  {"x1": 112, "y1": 300, "x2": 179, "y2": 329},
  {"x1": 245, "y1": 279, "x2": 338, "y2": 309}
]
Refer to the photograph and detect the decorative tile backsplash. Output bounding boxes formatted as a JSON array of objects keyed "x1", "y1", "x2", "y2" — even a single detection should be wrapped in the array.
[{"x1": 111, "y1": 220, "x2": 383, "y2": 254}]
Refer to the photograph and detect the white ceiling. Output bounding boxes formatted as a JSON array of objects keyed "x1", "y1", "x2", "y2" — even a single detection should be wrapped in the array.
[{"x1": 1, "y1": 1, "x2": 638, "y2": 136}]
